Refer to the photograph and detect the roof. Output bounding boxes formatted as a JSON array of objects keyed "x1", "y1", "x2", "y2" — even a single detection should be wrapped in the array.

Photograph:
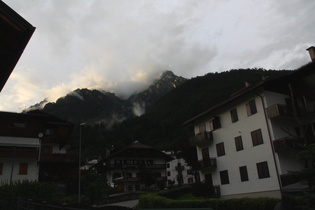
[
  {"x1": 0, "y1": 1, "x2": 35, "y2": 91},
  {"x1": 183, "y1": 61, "x2": 315, "y2": 125},
  {"x1": 183, "y1": 82, "x2": 263, "y2": 125},
  {"x1": 0, "y1": 110, "x2": 73, "y2": 126},
  {"x1": 106, "y1": 141, "x2": 173, "y2": 161}
]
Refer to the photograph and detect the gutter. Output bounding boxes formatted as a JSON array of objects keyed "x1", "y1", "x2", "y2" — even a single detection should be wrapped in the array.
[{"x1": 254, "y1": 91, "x2": 282, "y2": 192}]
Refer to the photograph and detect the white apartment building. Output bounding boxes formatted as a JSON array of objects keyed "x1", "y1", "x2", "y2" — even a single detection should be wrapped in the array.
[{"x1": 184, "y1": 47, "x2": 315, "y2": 198}]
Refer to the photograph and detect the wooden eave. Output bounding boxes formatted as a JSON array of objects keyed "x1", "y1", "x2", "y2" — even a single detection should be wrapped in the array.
[{"x1": 0, "y1": 1, "x2": 35, "y2": 91}]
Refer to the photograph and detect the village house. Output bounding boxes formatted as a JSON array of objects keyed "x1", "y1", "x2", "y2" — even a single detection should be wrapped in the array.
[
  {"x1": 183, "y1": 47, "x2": 315, "y2": 198},
  {"x1": 94, "y1": 141, "x2": 173, "y2": 192},
  {"x1": 0, "y1": 1, "x2": 78, "y2": 188},
  {"x1": 164, "y1": 151, "x2": 195, "y2": 187},
  {"x1": 0, "y1": 110, "x2": 75, "y2": 186}
]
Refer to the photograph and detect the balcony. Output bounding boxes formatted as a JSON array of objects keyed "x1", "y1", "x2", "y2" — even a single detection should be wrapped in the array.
[
  {"x1": 273, "y1": 137, "x2": 303, "y2": 153},
  {"x1": 109, "y1": 164, "x2": 166, "y2": 170},
  {"x1": 195, "y1": 158, "x2": 217, "y2": 171},
  {"x1": 190, "y1": 131, "x2": 213, "y2": 146},
  {"x1": 0, "y1": 148, "x2": 38, "y2": 159},
  {"x1": 266, "y1": 104, "x2": 292, "y2": 119},
  {"x1": 40, "y1": 153, "x2": 73, "y2": 162}
]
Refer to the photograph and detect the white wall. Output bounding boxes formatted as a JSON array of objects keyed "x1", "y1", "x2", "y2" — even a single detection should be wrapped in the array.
[
  {"x1": 194, "y1": 94, "x2": 281, "y2": 197},
  {"x1": 166, "y1": 155, "x2": 194, "y2": 185},
  {"x1": 0, "y1": 158, "x2": 38, "y2": 185}
]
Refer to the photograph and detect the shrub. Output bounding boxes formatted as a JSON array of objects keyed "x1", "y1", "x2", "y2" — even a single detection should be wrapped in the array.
[
  {"x1": 0, "y1": 181, "x2": 58, "y2": 210},
  {"x1": 139, "y1": 189, "x2": 280, "y2": 210}
]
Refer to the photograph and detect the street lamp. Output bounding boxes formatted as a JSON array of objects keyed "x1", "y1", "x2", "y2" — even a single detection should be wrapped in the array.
[{"x1": 78, "y1": 122, "x2": 85, "y2": 204}]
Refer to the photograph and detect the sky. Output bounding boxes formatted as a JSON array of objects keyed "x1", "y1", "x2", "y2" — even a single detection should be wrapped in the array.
[{"x1": 1, "y1": 0, "x2": 315, "y2": 112}]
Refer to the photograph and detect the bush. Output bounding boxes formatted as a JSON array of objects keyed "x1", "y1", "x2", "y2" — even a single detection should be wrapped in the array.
[
  {"x1": 81, "y1": 173, "x2": 113, "y2": 204},
  {"x1": 139, "y1": 188, "x2": 280, "y2": 210},
  {"x1": 0, "y1": 181, "x2": 58, "y2": 210}
]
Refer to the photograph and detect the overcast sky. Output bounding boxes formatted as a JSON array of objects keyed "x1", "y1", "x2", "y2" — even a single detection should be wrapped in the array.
[{"x1": 1, "y1": 0, "x2": 315, "y2": 112}]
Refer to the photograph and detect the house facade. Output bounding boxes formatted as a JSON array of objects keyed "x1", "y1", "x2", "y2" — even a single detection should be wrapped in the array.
[
  {"x1": 0, "y1": 110, "x2": 75, "y2": 185},
  {"x1": 184, "y1": 47, "x2": 315, "y2": 198},
  {"x1": 165, "y1": 151, "x2": 195, "y2": 187},
  {"x1": 95, "y1": 141, "x2": 173, "y2": 192}
]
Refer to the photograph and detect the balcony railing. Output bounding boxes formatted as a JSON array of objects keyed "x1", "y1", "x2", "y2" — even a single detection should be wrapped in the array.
[
  {"x1": 190, "y1": 131, "x2": 213, "y2": 146},
  {"x1": 266, "y1": 104, "x2": 291, "y2": 119},
  {"x1": 0, "y1": 148, "x2": 38, "y2": 159},
  {"x1": 40, "y1": 153, "x2": 73, "y2": 162},
  {"x1": 114, "y1": 176, "x2": 167, "y2": 183},
  {"x1": 109, "y1": 164, "x2": 166, "y2": 169},
  {"x1": 273, "y1": 137, "x2": 303, "y2": 153},
  {"x1": 195, "y1": 158, "x2": 217, "y2": 170}
]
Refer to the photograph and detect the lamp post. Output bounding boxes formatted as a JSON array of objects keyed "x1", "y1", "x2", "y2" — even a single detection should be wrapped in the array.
[{"x1": 78, "y1": 122, "x2": 85, "y2": 204}]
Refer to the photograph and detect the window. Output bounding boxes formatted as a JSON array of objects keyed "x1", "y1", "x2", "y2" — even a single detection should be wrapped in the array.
[
  {"x1": 124, "y1": 172, "x2": 132, "y2": 178},
  {"x1": 201, "y1": 147, "x2": 210, "y2": 160},
  {"x1": 199, "y1": 123, "x2": 206, "y2": 133},
  {"x1": 251, "y1": 129, "x2": 263, "y2": 146},
  {"x1": 124, "y1": 160, "x2": 132, "y2": 165},
  {"x1": 166, "y1": 163, "x2": 170, "y2": 168},
  {"x1": 235, "y1": 136, "x2": 243, "y2": 151},
  {"x1": 11, "y1": 122, "x2": 26, "y2": 128},
  {"x1": 167, "y1": 171, "x2": 171, "y2": 176},
  {"x1": 256, "y1": 161, "x2": 270, "y2": 179},
  {"x1": 216, "y1": 142, "x2": 225, "y2": 157},
  {"x1": 246, "y1": 99, "x2": 257, "y2": 116},
  {"x1": 220, "y1": 170, "x2": 229, "y2": 185},
  {"x1": 230, "y1": 108, "x2": 238, "y2": 122},
  {"x1": 114, "y1": 160, "x2": 122, "y2": 165},
  {"x1": 239, "y1": 166, "x2": 249, "y2": 182},
  {"x1": 209, "y1": 116, "x2": 221, "y2": 131},
  {"x1": 0, "y1": 163, "x2": 3, "y2": 175},
  {"x1": 19, "y1": 163, "x2": 28, "y2": 175}
]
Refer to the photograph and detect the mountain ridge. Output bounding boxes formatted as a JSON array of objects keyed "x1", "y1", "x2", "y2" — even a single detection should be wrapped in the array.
[{"x1": 26, "y1": 70, "x2": 187, "y2": 128}]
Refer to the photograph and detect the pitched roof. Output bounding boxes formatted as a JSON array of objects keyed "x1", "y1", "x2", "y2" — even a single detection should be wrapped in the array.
[
  {"x1": 107, "y1": 141, "x2": 173, "y2": 161},
  {"x1": 183, "y1": 61, "x2": 315, "y2": 125},
  {"x1": 0, "y1": 1, "x2": 35, "y2": 91}
]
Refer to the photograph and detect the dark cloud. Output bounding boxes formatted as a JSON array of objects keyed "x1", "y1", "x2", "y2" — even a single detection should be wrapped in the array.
[{"x1": 1, "y1": 0, "x2": 314, "y2": 112}]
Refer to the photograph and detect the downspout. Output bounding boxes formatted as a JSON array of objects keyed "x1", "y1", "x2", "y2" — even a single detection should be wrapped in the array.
[
  {"x1": 254, "y1": 91, "x2": 282, "y2": 191},
  {"x1": 10, "y1": 146, "x2": 16, "y2": 185}
]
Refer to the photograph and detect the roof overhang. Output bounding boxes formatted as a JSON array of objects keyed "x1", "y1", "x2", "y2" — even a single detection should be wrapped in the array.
[{"x1": 0, "y1": 1, "x2": 35, "y2": 91}]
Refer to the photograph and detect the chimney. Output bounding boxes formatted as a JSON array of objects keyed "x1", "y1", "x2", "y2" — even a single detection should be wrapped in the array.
[{"x1": 306, "y1": 46, "x2": 315, "y2": 62}]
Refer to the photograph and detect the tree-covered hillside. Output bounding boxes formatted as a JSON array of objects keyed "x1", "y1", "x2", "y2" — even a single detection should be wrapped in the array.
[
  {"x1": 36, "y1": 69, "x2": 290, "y2": 161},
  {"x1": 86, "y1": 69, "x2": 290, "y2": 156}
]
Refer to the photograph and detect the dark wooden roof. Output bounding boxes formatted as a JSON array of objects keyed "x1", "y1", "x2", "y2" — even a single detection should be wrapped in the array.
[
  {"x1": 0, "y1": 1, "x2": 35, "y2": 91},
  {"x1": 107, "y1": 141, "x2": 173, "y2": 161},
  {"x1": 0, "y1": 109, "x2": 72, "y2": 126}
]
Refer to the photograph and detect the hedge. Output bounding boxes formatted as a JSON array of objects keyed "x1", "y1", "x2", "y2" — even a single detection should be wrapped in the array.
[
  {"x1": 139, "y1": 187, "x2": 279, "y2": 210},
  {"x1": 0, "y1": 181, "x2": 58, "y2": 209}
]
